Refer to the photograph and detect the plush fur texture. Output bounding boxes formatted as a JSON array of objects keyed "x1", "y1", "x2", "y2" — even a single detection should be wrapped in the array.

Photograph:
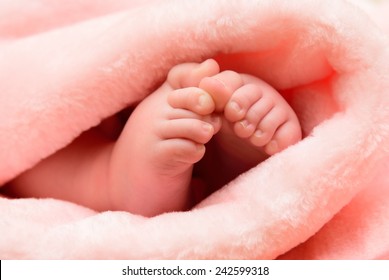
[{"x1": 1, "y1": 0, "x2": 389, "y2": 259}]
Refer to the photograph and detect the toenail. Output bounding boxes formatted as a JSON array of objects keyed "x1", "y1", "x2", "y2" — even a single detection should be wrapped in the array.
[
  {"x1": 229, "y1": 101, "x2": 242, "y2": 113},
  {"x1": 195, "y1": 144, "x2": 205, "y2": 153},
  {"x1": 254, "y1": 129, "x2": 264, "y2": 138},
  {"x1": 240, "y1": 120, "x2": 252, "y2": 129},
  {"x1": 202, "y1": 123, "x2": 213, "y2": 132},
  {"x1": 267, "y1": 140, "x2": 279, "y2": 154},
  {"x1": 198, "y1": 95, "x2": 207, "y2": 107}
]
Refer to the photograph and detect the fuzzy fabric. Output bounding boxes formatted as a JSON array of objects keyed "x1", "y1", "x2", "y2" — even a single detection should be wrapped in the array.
[{"x1": 1, "y1": 0, "x2": 389, "y2": 259}]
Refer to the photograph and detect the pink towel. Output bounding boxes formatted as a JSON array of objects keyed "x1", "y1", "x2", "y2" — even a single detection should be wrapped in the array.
[{"x1": 1, "y1": 0, "x2": 389, "y2": 259}]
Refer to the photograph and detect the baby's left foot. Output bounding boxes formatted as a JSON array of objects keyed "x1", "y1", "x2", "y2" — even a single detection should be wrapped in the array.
[
  {"x1": 108, "y1": 59, "x2": 221, "y2": 216},
  {"x1": 200, "y1": 72, "x2": 302, "y2": 155}
]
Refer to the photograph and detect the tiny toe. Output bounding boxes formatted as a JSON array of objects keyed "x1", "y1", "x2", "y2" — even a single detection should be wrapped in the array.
[
  {"x1": 256, "y1": 106, "x2": 288, "y2": 137},
  {"x1": 232, "y1": 94, "x2": 274, "y2": 140},
  {"x1": 156, "y1": 139, "x2": 206, "y2": 165},
  {"x1": 199, "y1": 70, "x2": 244, "y2": 112},
  {"x1": 249, "y1": 129, "x2": 273, "y2": 147},
  {"x1": 225, "y1": 84, "x2": 264, "y2": 122},
  {"x1": 233, "y1": 119, "x2": 257, "y2": 138},
  {"x1": 203, "y1": 113, "x2": 223, "y2": 135},
  {"x1": 243, "y1": 94, "x2": 275, "y2": 129},
  {"x1": 158, "y1": 119, "x2": 214, "y2": 144},
  {"x1": 167, "y1": 59, "x2": 220, "y2": 89},
  {"x1": 264, "y1": 140, "x2": 280, "y2": 156},
  {"x1": 248, "y1": 106, "x2": 288, "y2": 147},
  {"x1": 168, "y1": 87, "x2": 215, "y2": 115},
  {"x1": 264, "y1": 118, "x2": 302, "y2": 155},
  {"x1": 199, "y1": 77, "x2": 231, "y2": 113}
]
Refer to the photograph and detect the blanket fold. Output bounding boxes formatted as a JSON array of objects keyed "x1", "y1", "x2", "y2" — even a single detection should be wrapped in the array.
[{"x1": 1, "y1": 0, "x2": 389, "y2": 259}]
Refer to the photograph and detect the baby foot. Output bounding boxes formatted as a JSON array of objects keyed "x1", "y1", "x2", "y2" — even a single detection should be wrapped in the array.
[
  {"x1": 200, "y1": 71, "x2": 302, "y2": 156},
  {"x1": 109, "y1": 59, "x2": 221, "y2": 216}
]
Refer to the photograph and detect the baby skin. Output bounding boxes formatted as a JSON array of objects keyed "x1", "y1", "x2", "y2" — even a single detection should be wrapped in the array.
[
  {"x1": 7, "y1": 59, "x2": 301, "y2": 217},
  {"x1": 112, "y1": 59, "x2": 301, "y2": 216}
]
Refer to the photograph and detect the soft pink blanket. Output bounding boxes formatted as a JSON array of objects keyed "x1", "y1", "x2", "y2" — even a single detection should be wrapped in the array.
[{"x1": 1, "y1": 0, "x2": 389, "y2": 259}]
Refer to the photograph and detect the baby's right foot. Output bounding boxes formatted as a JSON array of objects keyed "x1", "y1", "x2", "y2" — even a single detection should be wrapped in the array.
[{"x1": 200, "y1": 71, "x2": 302, "y2": 156}]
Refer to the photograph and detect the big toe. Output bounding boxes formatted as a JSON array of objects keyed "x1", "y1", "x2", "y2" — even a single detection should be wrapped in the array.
[
  {"x1": 167, "y1": 59, "x2": 220, "y2": 89},
  {"x1": 199, "y1": 70, "x2": 244, "y2": 112}
]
